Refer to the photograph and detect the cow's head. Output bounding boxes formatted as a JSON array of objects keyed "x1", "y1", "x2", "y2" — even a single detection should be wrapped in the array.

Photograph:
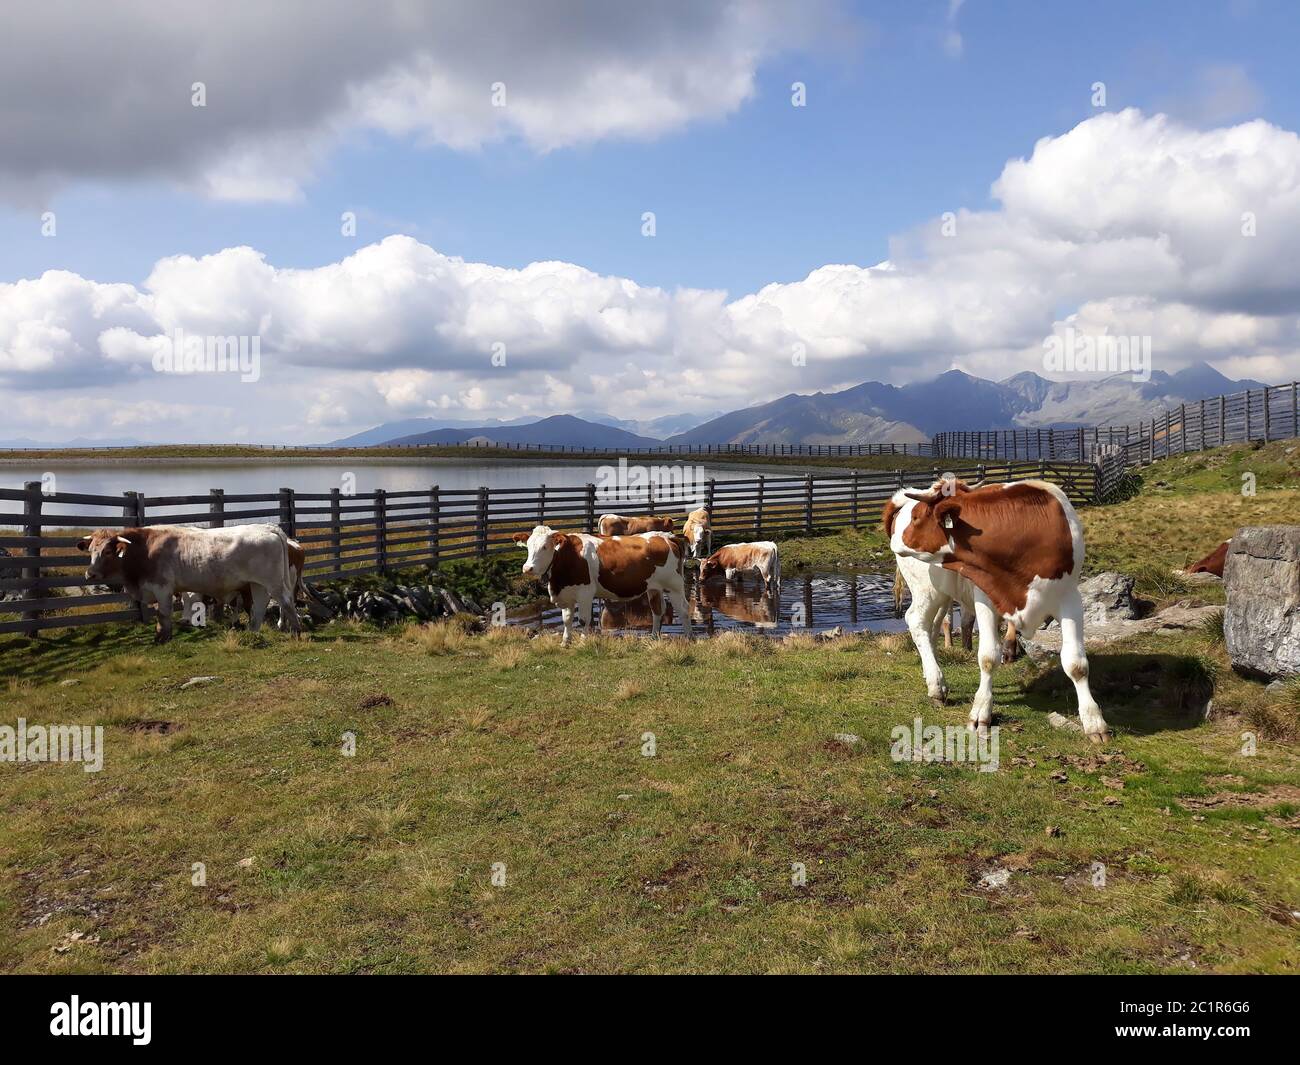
[
  {"x1": 76, "y1": 529, "x2": 133, "y2": 580},
  {"x1": 887, "y1": 477, "x2": 981, "y2": 562},
  {"x1": 699, "y1": 552, "x2": 724, "y2": 581},
  {"x1": 683, "y1": 508, "x2": 710, "y2": 558},
  {"x1": 514, "y1": 525, "x2": 566, "y2": 579}
]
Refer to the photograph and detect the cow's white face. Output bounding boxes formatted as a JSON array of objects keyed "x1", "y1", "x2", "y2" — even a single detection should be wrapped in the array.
[
  {"x1": 77, "y1": 530, "x2": 131, "y2": 580},
  {"x1": 518, "y1": 525, "x2": 562, "y2": 578},
  {"x1": 888, "y1": 489, "x2": 955, "y2": 563}
]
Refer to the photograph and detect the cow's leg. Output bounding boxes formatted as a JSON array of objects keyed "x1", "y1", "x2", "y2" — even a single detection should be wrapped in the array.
[
  {"x1": 940, "y1": 611, "x2": 953, "y2": 648},
  {"x1": 247, "y1": 584, "x2": 271, "y2": 633},
  {"x1": 559, "y1": 606, "x2": 574, "y2": 645},
  {"x1": 905, "y1": 588, "x2": 947, "y2": 704},
  {"x1": 648, "y1": 590, "x2": 665, "y2": 638},
  {"x1": 1000, "y1": 621, "x2": 1021, "y2": 663},
  {"x1": 969, "y1": 593, "x2": 1000, "y2": 736},
  {"x1": 152, "y1": 587, "x2": 174, "y2": 643},
  {"x1": 960, "y1": 604, "x2": 975, "y2": 651},
  {"x1": 277, "y1": 588, "x2": 302, "y2": 637},
  {"x1": 1056, "y1": 591, "x2": 1110, "y2": 743}
]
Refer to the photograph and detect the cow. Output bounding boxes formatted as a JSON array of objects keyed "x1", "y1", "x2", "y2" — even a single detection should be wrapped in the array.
[
  {"x1": 597, "y1": 514, "x2": 674, "y2": 536},
  {"x1": 700, "y1": 542, "x2": 780, "y2": 591},
  {"x1": 513, "y1": 525, "x2": 690, "y2": 645},
  {"x1": 892, "y1": 564, "x2": 974, "y2": 651},
  {"x1": 1187, "y1": 540, "x2": 1229, "y2": 577},
  {"x1": 682, "y1": 507, "x2": 712, "y2": 560},
  {"x1": 77, "y1": 523, "x2": 301, "y2": 643},
  {"x1": 884, "y1": 479, "x2": 1109, "y2": 743}
]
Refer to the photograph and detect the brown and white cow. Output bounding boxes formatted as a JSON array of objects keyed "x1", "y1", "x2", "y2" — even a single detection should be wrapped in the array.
[
  {"x1": 699, "y1": 541, "x2": 780, "y2": 591},
  {"x1": 513, "y1": 525, "x2": 690, "y2": 644},
  {"x1": 682, "y1": 507, "x2": 712, "y2": 559},
  {"x1": 78, "y1": 523, "x2": 301, "y2": 642},
  {"x1": 597, "y1": 513, "x2": 674, "y2": 536},
  {"x1": 885, "y1": 479, "x2": 1109, "y2": 742},
  {"x1": 1187, "y1": 540, "x2": 1229, "y2": 577}
]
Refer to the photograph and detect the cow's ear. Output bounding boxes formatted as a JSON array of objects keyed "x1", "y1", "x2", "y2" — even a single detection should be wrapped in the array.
[
  {"x1": 881, "y1": 500, "x2": 899, "y2": 536},
  {"x1": 665, "y1": 518, "x2": 675, "y2": 530},
  {"x1": 511, "y1": 532, "x2": 529, "y2": 545},
  {"x1": 934, "y1": 498, "x2": 962, "y2": 531},
  {"x1": 115, "y1": 536, "x2": 132, "y2": 558},
  {"x1": 76, "y1": 537, "x2": 92, "y2": 552},
  {"x1": 551, "y1": 532, "x2": 567, "y2": 548}
]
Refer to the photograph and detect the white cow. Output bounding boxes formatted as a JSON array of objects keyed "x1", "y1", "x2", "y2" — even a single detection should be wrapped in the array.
[{"x1": 78, "y1": 523, "x2": 301, "y2": 642}]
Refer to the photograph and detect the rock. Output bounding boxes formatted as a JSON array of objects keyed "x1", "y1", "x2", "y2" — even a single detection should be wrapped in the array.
[
  {"x1": 180, "y1": 676, "x2": 219, "y2": 690},
  {"x1": 977, "y1": 868, "x2": 1012, "y2": 890},
  {"x1": 1027, "y1": 601, "x2": 1222, "y2": 653},
  {"x1": 1266, "y1": 680, "x2": 1286, "y2": 692},
  {"x1": 1224, "y1": 527, "x2": 1300, "y2": 679},
  {"x1": 818, "y1": 626, "x2": 845, "y2": 641},
  {"x1": 236, "y1": 856, "x2": 255, "y2": 869},
  {"x1": 831, "y1": 732, "x2": 861, "y2": 747},
  {"x1": 1076, "y1": 571, "x2": 1139, "y2": 626},
  {"x1": 1047, "y1": 712, "x2": 1083, "y2": 733}
]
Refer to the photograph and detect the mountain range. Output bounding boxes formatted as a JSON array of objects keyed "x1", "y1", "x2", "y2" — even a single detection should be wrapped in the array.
[{"x1": 331, "y1": 362, "x2": 1270, "y2": 448}]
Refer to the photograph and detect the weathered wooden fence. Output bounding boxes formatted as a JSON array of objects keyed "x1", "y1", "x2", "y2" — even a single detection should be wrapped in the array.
[
  {"x1": 933, "y1": 381, "x2": 1300, "y2": 466},
  {"x1": 1, "y1": 458, "x2": 1094, "y2": 636}
]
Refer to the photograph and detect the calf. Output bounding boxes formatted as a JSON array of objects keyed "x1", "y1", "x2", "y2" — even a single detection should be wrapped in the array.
[
  {"x1": 1187, "y1": 540, "x2": 1229, "y2": 577},
  {"x1": 885, "y1": 479, "x2": 1108, "y2": 742},
  {"x1": 682, "y1": 507, "x2": 712, "y2": 559},
  {"x1": 513, "y1": 525, "x2": 690, "y2": 644},
  {"x1": 700, "y1": 541, "x2": 780, "y2": 591},
  {"x1": 598, "y1": 513, "x2": 674, "y2": 536},
  {"x1": 78, "y1": 523, "x2": 301, "y2": 642}
]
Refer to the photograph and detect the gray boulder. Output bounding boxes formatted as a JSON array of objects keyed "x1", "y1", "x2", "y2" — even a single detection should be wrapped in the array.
[
  {"x1": 1224, "y1": 526, "x2": 1300, "y2": 679},
  {"x1": 1078, "y1": 571, "x2": 1139, "y2": 625}
]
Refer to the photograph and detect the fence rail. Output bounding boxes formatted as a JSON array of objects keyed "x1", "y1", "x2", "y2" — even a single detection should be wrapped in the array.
[
  {"x1": 1, "y1": 459, "x2": 1094, "y2": 636},
  {"x1": 934, "y1": 381, "x2": 1300, "y2": 466}
]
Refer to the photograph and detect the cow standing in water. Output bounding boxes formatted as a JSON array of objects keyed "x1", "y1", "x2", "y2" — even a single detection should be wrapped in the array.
[
  {"x1": 884, "y1": 479, "x2": 1109, "y2": 743},
  {"x1": 682, "y1": 507, "x2": 712, "y2": 560},
  {"x1": 514, "y1": 525, "x2": 691, "y2": 645}
]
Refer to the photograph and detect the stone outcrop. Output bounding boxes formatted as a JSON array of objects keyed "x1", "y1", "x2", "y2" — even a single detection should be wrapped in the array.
[{"x1": 1224, "y1": 526, "x2": 1300, "y2": 678}]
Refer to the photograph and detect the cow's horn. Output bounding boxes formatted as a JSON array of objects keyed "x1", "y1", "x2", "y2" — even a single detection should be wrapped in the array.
[
  {"x1": 116, "y1": 535, "x2": 132, "y2": 544},
  {"x1": 903, "y1": 491, "x2": 938, "y2": 502}
]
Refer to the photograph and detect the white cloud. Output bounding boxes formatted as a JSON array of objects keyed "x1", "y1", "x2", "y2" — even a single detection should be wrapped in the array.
[
  {"x1": 0, "y1": 0, "x2": 850, "y2": 204},
  {"x1": 3, "y1": 108, "x2": 1300, "y2": 441}
]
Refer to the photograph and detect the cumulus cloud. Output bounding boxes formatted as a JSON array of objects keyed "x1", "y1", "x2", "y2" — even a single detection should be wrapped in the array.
[
  {"x1": 3, "y1": 108, "x2": 1300, "y2": 441},
  {"x1": 0, "y1": 0, "x2": 848, "y2": 203}
]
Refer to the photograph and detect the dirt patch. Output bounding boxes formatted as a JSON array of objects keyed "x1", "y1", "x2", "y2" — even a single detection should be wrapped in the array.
[
  {"x1": 358, "y1": 692, "x2": 395, "y2": 709},
  {"x1": 1055, "y1": 751, "x2": 1145, "y2": 776},
  {"x1": 123, "y1": 720, "x2": 179, "y2": 734},
  {"x1": 1179, "y1": 783, "x2": 1300, "y2": 812}
]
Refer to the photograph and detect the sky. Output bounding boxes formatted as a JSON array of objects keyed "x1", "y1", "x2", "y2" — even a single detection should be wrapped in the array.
[{"x1": 2, "y1": 0, "x2": 1300, "y2": 443}]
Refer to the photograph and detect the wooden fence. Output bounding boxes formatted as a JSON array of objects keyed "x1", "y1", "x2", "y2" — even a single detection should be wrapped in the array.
[
  {"x1": 0, "y1": 458, "x2": 1095, "y2": 636},
  {"x1": 933, "y1": 381, "x2": 1300, "y2": 466}
]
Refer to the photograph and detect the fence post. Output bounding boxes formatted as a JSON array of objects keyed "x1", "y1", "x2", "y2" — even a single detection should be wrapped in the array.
[
  {"x1": 374, "y1": 489, "x2": 388, "y2": 574},
  {"x1": 429, "y1": 486, "x2": 441, "y2": 568},
  {"x1": 1218, "y1": 395, "x2": 1226, "y2": 447},
  {"x1": 850, "y1": 470, "x2": 860, "y2": 529},
  {"x1": 330, "y1": 488, "x2": 342, "y2": 576},
  {"x1": 476, "y1": 487, "x2": 488, "y2": 556},
  {"x1": 278, "y1": 487, "x2": 296, "y2": 537},
  {"x1": 1264, "y1": 386, "x2": 1272, "y2": 442},
  {"x1": 647, "y1": 480, "x2": 656, "y2": 516},
  {"x1": 705, "y1": 477, "x2": 715, "y2": 517},
  {"x1": 1245, "y1": 392, "x2": 1252, "y2": 443},
  {"x1": 1199, "y1": 399, "x2": 1206, "y2": 453},
  {"x1": 209, "y1": 488, "x2": 225, "y2": 528},
  {"x1": 123, "y1": 491, "x2": 147, "y2": 622},
  {"x1": 538, "y1": 483, "x2": 546, "y2": 528},
  {"x1": 755, "y1": 475, "x2": 765, "y2": 536},
  {"x1": 804, "y1": 474, "x2": 814, "y2": 534},
  {"x1": 1293, "y1": 382, "x2": 1299, "y2": 440},
  {"x1": 584, "y1": 483, "x2": 596, "y2": 533},
  {"x1": 21, "y1": 480, "x2": 41, "y2": 638}
]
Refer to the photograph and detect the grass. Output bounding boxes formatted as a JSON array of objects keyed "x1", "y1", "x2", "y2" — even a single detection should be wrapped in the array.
[
  {"x1": 3, "y1": 439, "x2": 1299, "y2": 973},
  {"x1": 1, "y1": 615, "x2": 1297, "y2": 974}
]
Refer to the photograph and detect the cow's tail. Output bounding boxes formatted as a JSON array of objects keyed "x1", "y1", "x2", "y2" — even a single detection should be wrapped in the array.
[
  {"x1": 892, "y1": 565, "x2": 905, "y2": 618},
  {"x1": 287, "y1": 537, "x2": 307, "y2": 602}
]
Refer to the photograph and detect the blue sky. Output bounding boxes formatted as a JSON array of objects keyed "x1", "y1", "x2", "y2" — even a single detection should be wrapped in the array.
[{"x1": 1, "y1": 0, "x2": 1298, "y2": 442}]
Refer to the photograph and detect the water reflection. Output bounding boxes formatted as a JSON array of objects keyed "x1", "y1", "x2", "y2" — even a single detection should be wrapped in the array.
[{"x1": 510, "y1": 569, "x2": 907, "y2": 637}]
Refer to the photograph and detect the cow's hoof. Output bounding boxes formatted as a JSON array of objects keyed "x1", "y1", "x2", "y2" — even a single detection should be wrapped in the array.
[
  {"x1": 967, "y1": 721, "x2": 991, "y2": 738},
  {"x1": 1087, "y1": 730, "x2": 1112, "y2": 745}
]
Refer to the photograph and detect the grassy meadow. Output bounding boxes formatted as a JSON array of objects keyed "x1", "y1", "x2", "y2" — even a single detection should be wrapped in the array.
[{"x1": 1, "y1": 441, "x2": 1298, "y2": 973}]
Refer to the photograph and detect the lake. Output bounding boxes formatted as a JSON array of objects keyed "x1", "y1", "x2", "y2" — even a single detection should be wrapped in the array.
[{"x1": 0, "y1": 457, "x2": 805, "y2": 502}]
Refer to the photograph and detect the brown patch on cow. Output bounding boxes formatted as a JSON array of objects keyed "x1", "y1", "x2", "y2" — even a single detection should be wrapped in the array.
[
  {"x1": 900, "y1": 482, "x2": 1074, "y2": 617},
  {"x1": 1187, "y1": 540, "x2": 1229, "y2": 576},
  {"x1": 511, "y1": 531, "x2": 530, "y2": 544},
  {"x1": 79, "y1": 527, "x2": 172, "y2": 587},
  {"x1": 546, "y1": 534, "x2": 593, "y2": 594},
  {"x1": 881, "y1": 499, "x2": 901, "y2": 537},
  {"x1": 594, "y1": 534, "x2": 672, "y2": 598},
  {"x1": 598, "y1": 514, "x2": 675, "y2": 536}
]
